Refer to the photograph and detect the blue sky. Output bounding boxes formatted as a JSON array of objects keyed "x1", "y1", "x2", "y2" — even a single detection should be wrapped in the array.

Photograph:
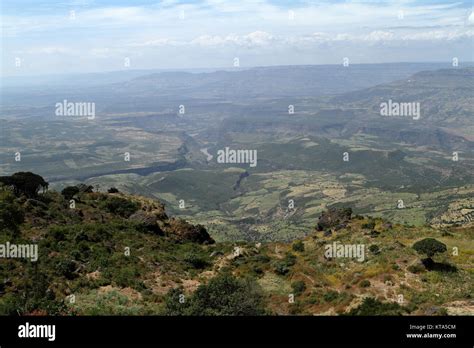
[{"x1": 1, "y1": 0, "x2": 473, "y2": 76}]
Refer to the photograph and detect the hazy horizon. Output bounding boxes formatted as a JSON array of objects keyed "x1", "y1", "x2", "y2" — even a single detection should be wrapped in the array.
[{"x1": 3, "y1": 59, "x2": 474, "y2": 78}]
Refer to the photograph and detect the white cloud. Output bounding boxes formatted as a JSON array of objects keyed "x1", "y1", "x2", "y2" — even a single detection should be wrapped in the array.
[
  {"x1": 363, "y1": 31, "x2": 395, "y2": 42},
  {"x1": 131, "y1": 38, "x2": 178, "y2": 47},
  {"x1": 191, "y1": 35, "x2": 227, "y2": 46},
  {"x1": 468, "y1": 11, "x2": 474, "y2": 24},
  {"x1": 190, "y1": 31, "x2": 274, "y2": 47},
  {"x1": 244, "y1": 31, "x2": 274, "y2": 46},
  {"x1": 401, "y1": 29, "x2": 474, "y2": 40},
  {"x1": 221, "y1": 29, "x2": 472, "y2": 47}
]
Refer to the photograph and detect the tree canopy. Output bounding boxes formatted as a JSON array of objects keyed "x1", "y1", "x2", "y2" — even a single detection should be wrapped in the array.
[
  {"x1": 0, "y1": 172, "x2": 48, "y2": 198},
  {"x1": 413, "y1": 238, "x2": 447, "y2": 258}
]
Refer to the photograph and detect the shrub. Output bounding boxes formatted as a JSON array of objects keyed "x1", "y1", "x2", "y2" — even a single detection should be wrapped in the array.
[
  {"x1": 292, "y1": 240, "x2": 305, "y2": 252},
  {"x1": 0, "y1": 190, "x2": 24, "y2": 233},
  {"x1": 103, "y1": 197, "x2": 139, "y2": 218},
  {"x1": 323, "y1": 290, "x2": 339, "y2": 303},
  {"x1": 164, "y1": 273, "x2": 266, "y2": 316},
  {"x1": 163, "y1": 287, "x2": 187, "y2": 315},
  {"x1": 108, "y1": 187, "x2": 120, "y2": 193},
  {"x1": 6, "y1": 264, "x2": 68, "y2": 315},
  {"x1": 113, "y1": 266, "x2": 141, "y2": 288},
  {"x1": 184, "y1": 253, "x2": 210, "y2": 269},
  {"x1": 291, "y1": 280, "x2": 306, "y2": 296},
  {"x1": 274, "y1": 253, "x2": 296, "y2": 276},
  {"x1": 274, "y1": 262, "x2": 290, "y2": 276},
  {"x1": 346, "y1": 297, "x2": 407, "y2": 316},
  {"x1": 251, "y1": 265, "x2": 264, "y2": 275},
  {"x1": 56, "y1": 259, "x2": 77, "y2": 280},
  {"x1": 362, "y1": 220, "x2": 376, "y2": 229},
  {"x1": 359, "y1": 279, "x2": 371, "y2": 288},
  {"x1": 254, "y1": 255, "x2": 271, "y2": 263},
  {"x1": 284, "y1": 253, "x2": 297, "y2": 266},
  {"x1": 76, "y1": 184, "x2": 94, "y2": 193},
  {"x1": 50, "y1": 227, "x2": 66, "y2": 241},
  {"x1": 369, "y1": 244, "x2": 380, "y2": 254}
]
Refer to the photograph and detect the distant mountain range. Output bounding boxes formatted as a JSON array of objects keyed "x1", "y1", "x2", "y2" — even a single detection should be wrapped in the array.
[
  {"x1": 333, "y1": 67, "x2": 474, "y2": 129},
  {"x1": 2, "y1": 62, "x2": 471, "y2": 107},
  {"x1": 114, "y1": 62, "x2": 470, "y2": 99}
]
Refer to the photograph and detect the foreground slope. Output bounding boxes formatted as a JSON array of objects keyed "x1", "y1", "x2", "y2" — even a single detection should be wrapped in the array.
[{"x1": 0, "y1": 183, "x2": 472, "y2": 316}]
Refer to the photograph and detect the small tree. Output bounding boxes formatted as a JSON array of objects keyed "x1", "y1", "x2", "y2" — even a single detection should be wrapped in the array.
[
  {"x1": 413, "y1": 238, "x2": 447, "y2": 258},
  {"x1": 61, "y1": 186, "x2": 80, "y2": 200},
  {"x1": 412, "y1": 238, "x2": 447, "y2": 265},
  {"x1": 0, "y1": 172, "x2": 48, "y2": 197}
]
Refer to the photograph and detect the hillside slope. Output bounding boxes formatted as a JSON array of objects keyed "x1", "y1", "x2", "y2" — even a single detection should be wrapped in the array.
[{"x1": 0, "y1": 183, "x2": 472, "y2": 316}]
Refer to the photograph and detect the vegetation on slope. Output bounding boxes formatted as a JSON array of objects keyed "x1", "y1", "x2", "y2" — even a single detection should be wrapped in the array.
[{"x1": 0, "y1": 173, "x2": 472, "y2": 316}]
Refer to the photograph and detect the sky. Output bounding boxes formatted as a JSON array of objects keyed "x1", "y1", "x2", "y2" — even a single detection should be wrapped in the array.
[{"x1": 1, "y1": 0, "x2": 473, "y2": 76}]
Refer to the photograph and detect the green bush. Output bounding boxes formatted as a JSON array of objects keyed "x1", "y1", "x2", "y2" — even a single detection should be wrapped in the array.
[
  {"x1": 323, "y1": 290, "x2": 339, "y2": 303},
  {"x1": 3, "y1": 264, "x2": 67, "y2": 315},
  {"x1": 369, "y1": 244, "x2": 380, "y2": 254},
  {"x1": 292, "y1": 240, "x2": 305, "y2": 252},
  {"x1": 291, "y1": 280, "x2": 306, "y2": 296},
  {"x1": 0, "y1": 190, "x2": 24, "y2": 233},
  {"x1": 284, "y1": 253, "x2": 297, "y2": 266},
  {"x1": 253, "y1": 255, "x2": 271, "y2": 263},
  {"x1": 103, "y1": 197, "x2": 139, "y2": 218},
  {"x1": 184, "y1": 253, "x2": 210, "y2": 269},
  {"x1": 164, "y1": 273, "x2": 266, "y2": 316},
  {"x1": 362, "y1": 221, "x2": 376, "y2": 229},
  {"x1": 113, "y1": 266, "x2": 140, "y2": 288},
  {"x1": 359, "y1": 279, "x2": 371, "y2": 288},
  {"x1": 274, "y1": 253, "x2": 297, "y2": 276},
  {"x1": 274, "y1": 262, "x2": 290, "y2": 276},
  {"x1": 56, "y1": 259, "x2": 77, "y2": 280},
  {"x1": 251, "y1": 265, "x2": 264, "y2": 275},
  {"x1": 346, "y1": 297, "x2": 407, "y2": 316}
]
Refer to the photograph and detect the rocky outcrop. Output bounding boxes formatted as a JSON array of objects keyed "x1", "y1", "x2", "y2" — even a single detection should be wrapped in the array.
[
  {"x1": 316, "y1": 208, "x2": 352, "y2": 231},
  {"x1": 129, "y1": 211, "x2": 163, "y2": 235},
  {"x1": 165, "y1": 218, "x2": 214, "y2": 244}
]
